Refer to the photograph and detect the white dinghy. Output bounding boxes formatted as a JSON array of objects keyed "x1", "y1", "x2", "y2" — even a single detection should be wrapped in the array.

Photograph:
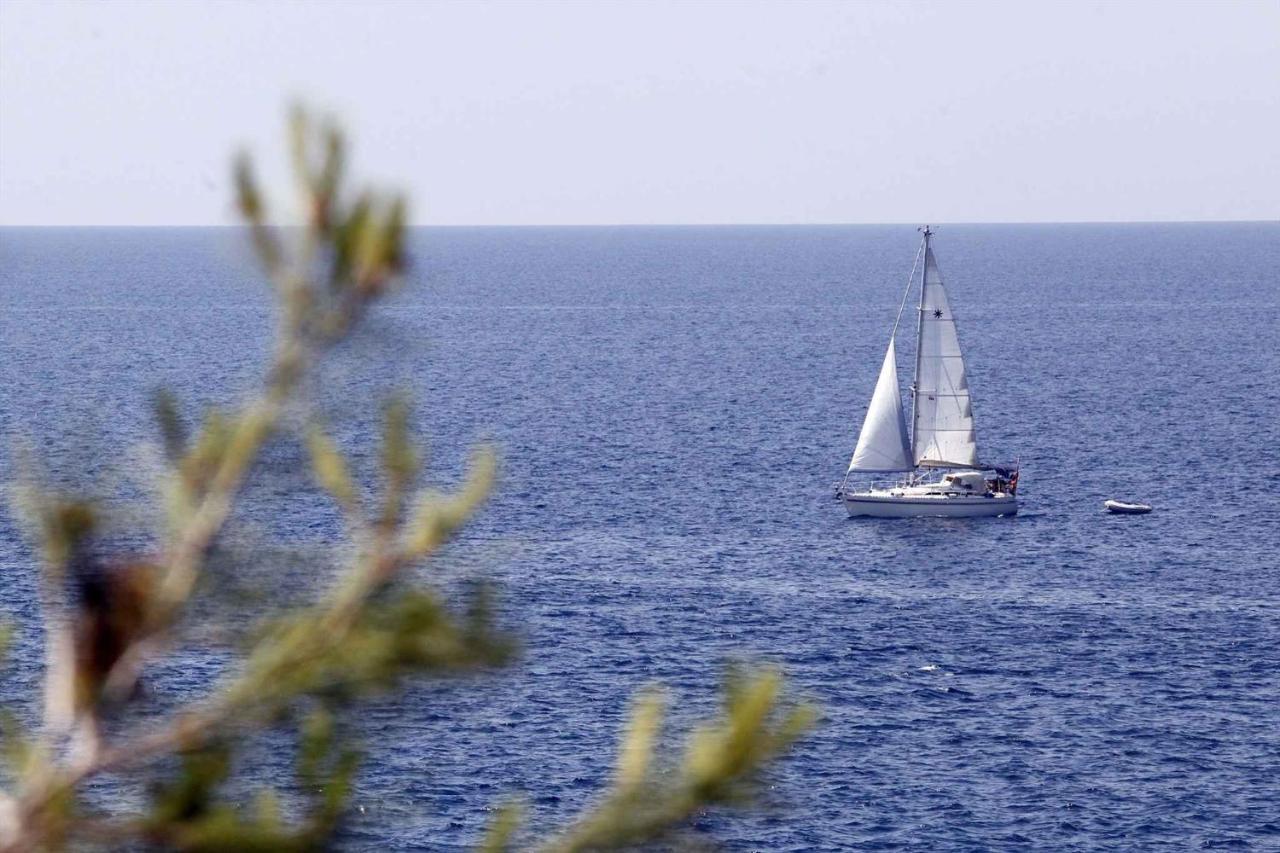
[
  {"x1": 839, "y1": 227, "x2": 1019, "y2": 519},
  {"x1": 1104, "y1": 500, "x2": 1152, "y2": 514}
]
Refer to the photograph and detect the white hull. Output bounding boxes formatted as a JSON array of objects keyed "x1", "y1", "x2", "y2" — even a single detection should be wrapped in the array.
[{"x1": 844, "y1": 492, "x2": 1018, "y2": 518}]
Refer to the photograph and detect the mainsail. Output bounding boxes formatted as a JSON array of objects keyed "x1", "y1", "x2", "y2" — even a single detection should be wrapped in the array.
[
  {"x1": 848, "y1": 337, "x2": 913, "y2": 472},
  {"x1": 911, "y1": 240, "x2": 979, "y2": 468}
]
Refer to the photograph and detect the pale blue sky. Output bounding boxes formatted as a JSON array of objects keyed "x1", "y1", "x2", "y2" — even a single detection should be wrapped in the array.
[{"x1": 1, "y1": 0, "x2": 1277, "y2": 225}]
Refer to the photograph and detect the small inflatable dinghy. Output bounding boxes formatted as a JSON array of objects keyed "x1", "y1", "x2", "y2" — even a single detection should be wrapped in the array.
[{"x1": 1105, "y1": 499, "x2": 1152, "y2": 514}]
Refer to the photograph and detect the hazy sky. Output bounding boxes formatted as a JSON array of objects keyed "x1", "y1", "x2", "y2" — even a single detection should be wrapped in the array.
[{"x1": 1, "y1": 0, "x2": 1277, "y2": 225}]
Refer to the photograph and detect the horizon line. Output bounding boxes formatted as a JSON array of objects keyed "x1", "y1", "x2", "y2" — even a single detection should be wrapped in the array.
[{"x1": 1, "y1": 218, "x2": 1277, "y2": 229}]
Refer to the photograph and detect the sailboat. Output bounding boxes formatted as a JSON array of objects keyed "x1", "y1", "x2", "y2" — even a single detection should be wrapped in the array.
[{"x1": 840, "y1": 227, "x2": 1019, "y2": 518}]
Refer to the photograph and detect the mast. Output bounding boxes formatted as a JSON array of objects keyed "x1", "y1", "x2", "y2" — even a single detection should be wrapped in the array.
[{"x1": 909, "y1": 225, "x2": 931, "y2": 465}]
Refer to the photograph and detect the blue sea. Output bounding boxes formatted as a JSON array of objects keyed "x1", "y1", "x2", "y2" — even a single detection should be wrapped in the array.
[{"x1": 2, "y1": 223, "x2": 1278, "y2": 849}]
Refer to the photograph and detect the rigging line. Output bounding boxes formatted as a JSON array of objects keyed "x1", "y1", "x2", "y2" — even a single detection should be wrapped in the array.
[{"x1": 889, "y1": 241, "x2": 924, "y2": 340}]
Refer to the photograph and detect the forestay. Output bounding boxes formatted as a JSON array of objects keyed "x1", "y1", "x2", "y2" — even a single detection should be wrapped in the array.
[
  {"x1": 912, "y1": 244, "x2": 979, "y2": 468},
  {"x1": 849, "y1": 337, "x2": 914, "y2": 472}
]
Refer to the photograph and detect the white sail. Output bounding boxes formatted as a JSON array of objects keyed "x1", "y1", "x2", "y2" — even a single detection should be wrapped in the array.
[
  {"x1": 911, "y1": 243, "x2": 979, "y2": 468},
  {"x1": 849, "y1": 337, "x2": 913, "y2": 472}
]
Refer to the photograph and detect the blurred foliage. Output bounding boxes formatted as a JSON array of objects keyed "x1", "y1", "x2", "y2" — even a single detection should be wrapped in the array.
[{"x1": 0, "y1": 107, "x2": 813, "y2": 851}]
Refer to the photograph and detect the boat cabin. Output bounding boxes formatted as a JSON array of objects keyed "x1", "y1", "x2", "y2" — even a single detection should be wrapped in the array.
[
  {"x1": 896, "y1": 470, "x2": 994, "y2": 497},
  {"x1": 940, "y1": 471, "x2": 987, "y2": 492}
]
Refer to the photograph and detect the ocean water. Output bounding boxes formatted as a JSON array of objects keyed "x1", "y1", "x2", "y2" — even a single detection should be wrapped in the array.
[{"x1": 1, "y1": 223, "x2": 1278, "y2": 849}]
